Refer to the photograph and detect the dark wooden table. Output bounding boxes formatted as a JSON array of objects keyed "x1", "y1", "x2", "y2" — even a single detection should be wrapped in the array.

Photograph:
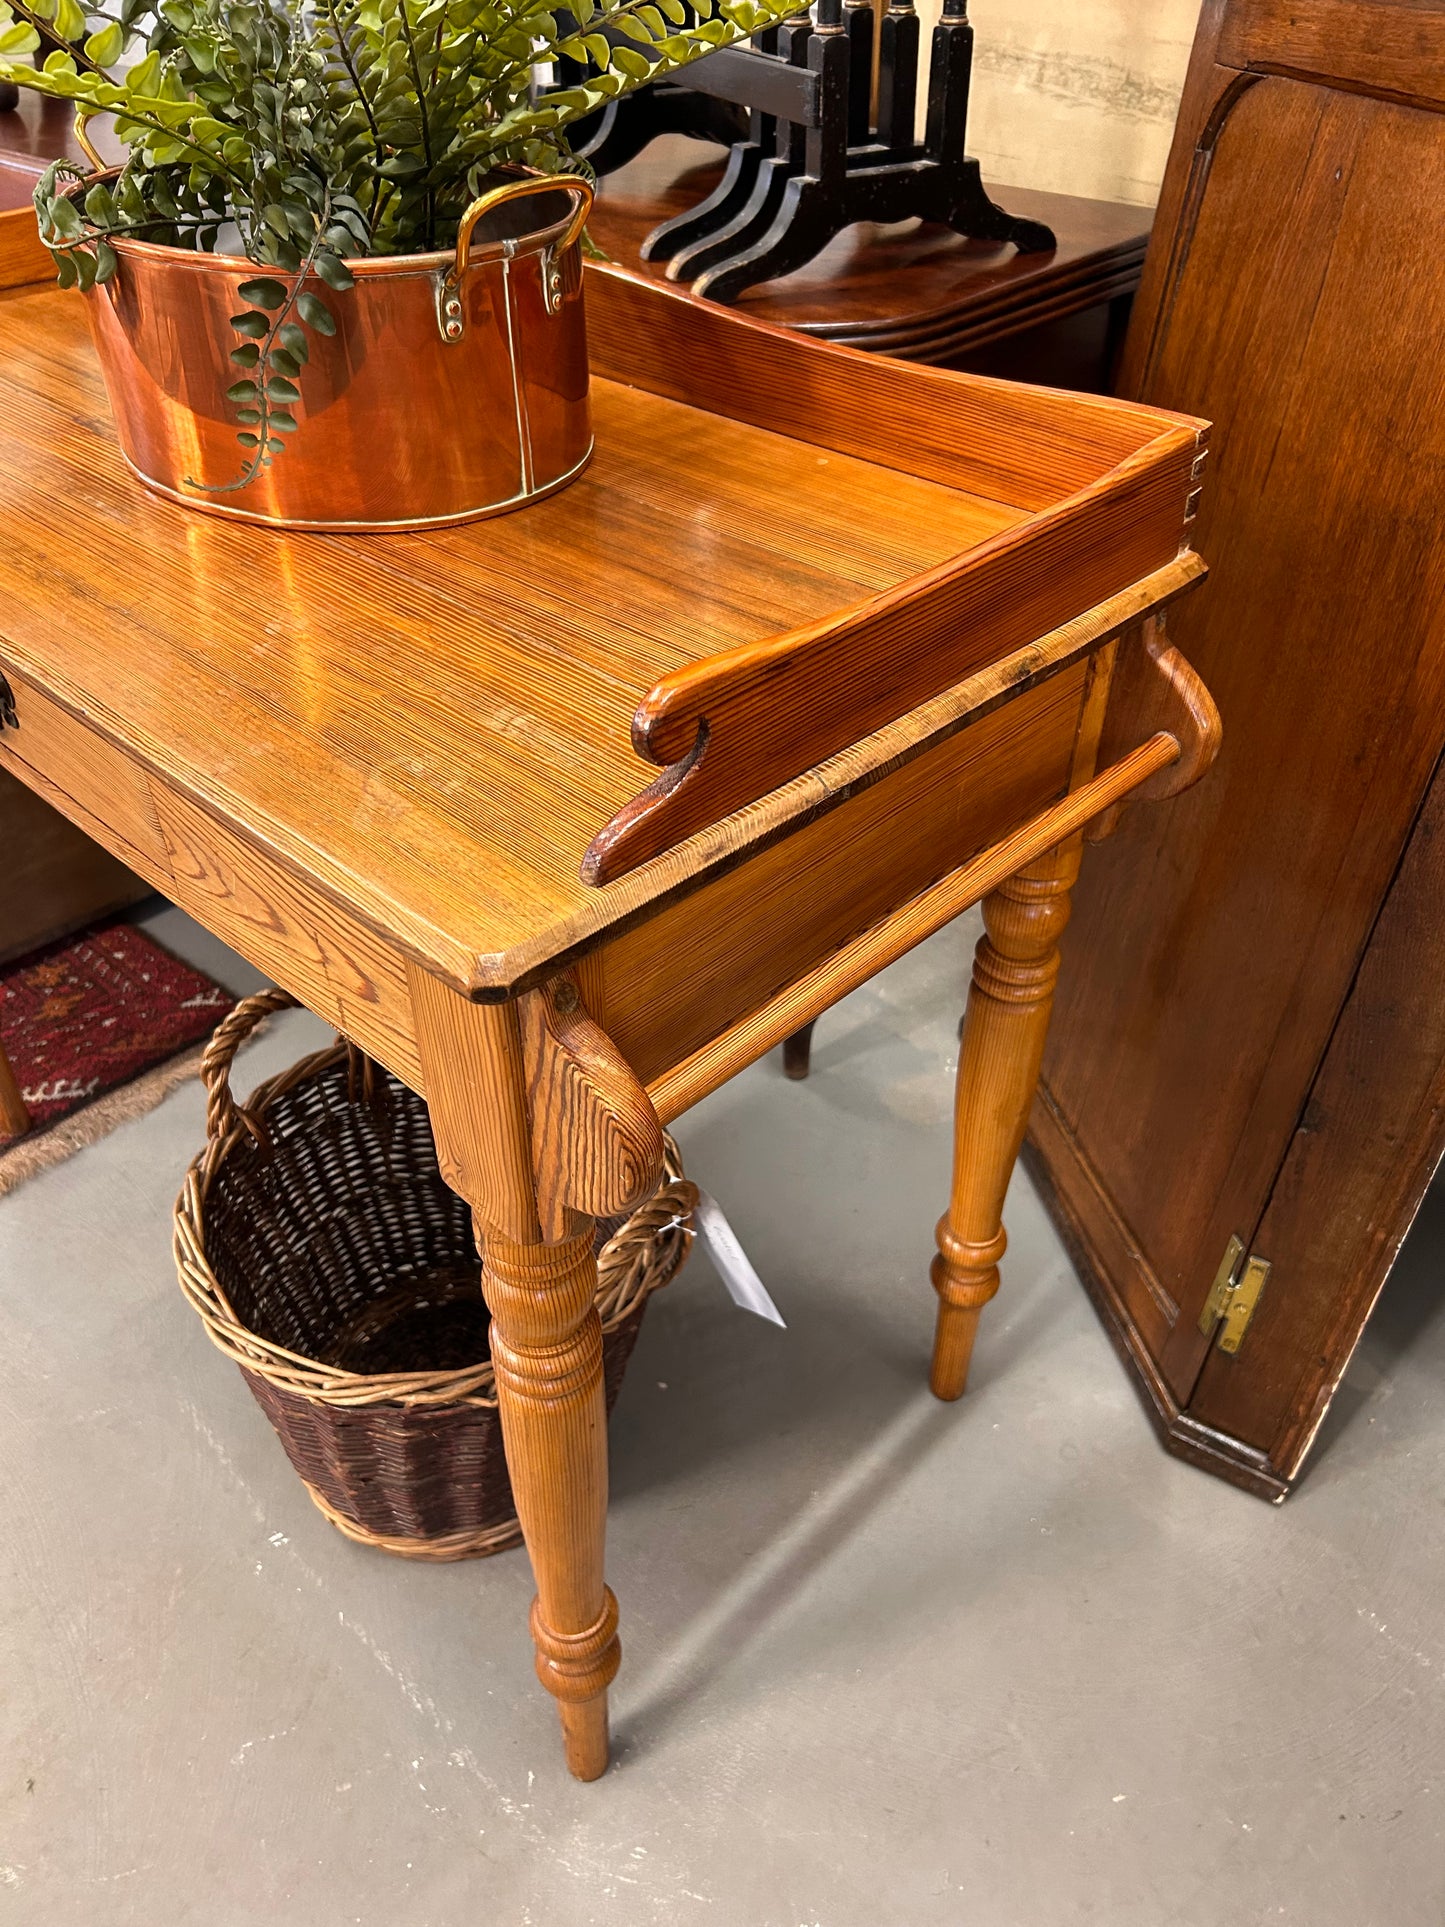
[
  {"x1": 591, "y1": 133, "x2": 1151, "y2": 391},
  {"x1": 0, "y1": 93, "x2": 128, "y2": 285},
  {"x1": 0, "y1": 89, "x2": 91, "y2": 171},
  {"x1": 1, "y1": 105, "x2": 1151, "y2": 387}
]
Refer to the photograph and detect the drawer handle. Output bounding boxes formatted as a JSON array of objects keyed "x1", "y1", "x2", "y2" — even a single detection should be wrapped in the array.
[{"x1": 0, "y1": 674, "x2": 16, "y2": 732}]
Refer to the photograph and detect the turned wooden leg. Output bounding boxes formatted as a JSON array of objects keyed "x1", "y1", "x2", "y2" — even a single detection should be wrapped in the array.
[
  {"x1": 0, "y1": 1036, "x2": 30, "y2": 1140},
  {"x1": 409, "y1": 965, "x2": 662, "y2": 1781},
  {"x1": 930, "y1": 839, "x2": 1082, "y2": 1400},
  {"x1": 782, "y1": 1020, "x2": 816, "y2": 1080},
  {"x1": 480, "y1": 1226, "x2": 619, "y2": 1779}
]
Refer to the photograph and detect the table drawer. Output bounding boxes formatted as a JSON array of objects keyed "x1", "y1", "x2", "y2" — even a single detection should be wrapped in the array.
[
  {"x1": 153, "y1": 784, "x2": 425, "y2": 1093},
  {"x1": 0, "y1": 659, "x2": 173, "y2": 888},
  {"x1": 591, "y1": 661, "x2": 1089, "y2": 1086}
]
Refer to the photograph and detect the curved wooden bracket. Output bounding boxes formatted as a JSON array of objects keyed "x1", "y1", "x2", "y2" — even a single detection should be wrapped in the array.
[
  {"x1": 1086, "y1": 615, "x2": 1222, "y2": 841},
  {"x1": 579, "y1": 721, "x2": 708, "y2": 887},
  {"x1": 520, "y1": 974, "x2": 665, "y2": 1242}
]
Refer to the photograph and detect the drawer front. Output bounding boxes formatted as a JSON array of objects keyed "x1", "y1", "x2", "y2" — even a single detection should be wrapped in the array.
[
  {"x1": 592, "y1": 662, "x2": 1089, "y2": 1086},
  {"x1": 153, "y1": 786, "x2": 425, "y2": 1094},
  {"x1": 0, "y1": 659, "x2": 422, "y2": 1092},
  {"x1": 0, "y1": 660, "x2": 173, "y2": 887}
]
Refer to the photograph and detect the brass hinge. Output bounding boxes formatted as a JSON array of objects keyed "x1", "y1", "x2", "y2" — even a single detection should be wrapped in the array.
[{"x1": 1197, "y1": 1234, "x2": 1271, "y2": 1355}]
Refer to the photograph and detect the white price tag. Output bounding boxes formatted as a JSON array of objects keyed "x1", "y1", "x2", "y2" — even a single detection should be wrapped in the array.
[{"x1": 692, "y1": 1188, "x2": 786, "y2": 1327}]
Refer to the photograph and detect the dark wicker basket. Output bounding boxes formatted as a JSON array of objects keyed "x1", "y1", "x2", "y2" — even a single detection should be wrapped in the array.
[{"x1": 174, "y1": 989, "x2": 695, "y2": 1560}]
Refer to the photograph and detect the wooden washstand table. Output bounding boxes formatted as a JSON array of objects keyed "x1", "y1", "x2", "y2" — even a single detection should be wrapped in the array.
[{"x1": 0, "y1": 258, "x2": 1215, "y2": 1778}]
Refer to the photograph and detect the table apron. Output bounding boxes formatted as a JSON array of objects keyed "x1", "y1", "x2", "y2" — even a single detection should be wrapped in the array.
[
  {"x1": 583, "y1": 663, "x2": 1092, "y2": 1090},
  {"x1": 2, "y1": 644, "x2": 1119, "y2": 1119},
  {"x1": 0, "y1": 663, "x2": 424, "y2": 1091}
]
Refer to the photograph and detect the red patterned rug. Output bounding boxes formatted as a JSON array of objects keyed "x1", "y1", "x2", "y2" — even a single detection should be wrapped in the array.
[{"x1": 0, "y1": 921, "x2": 237, "y2": 1193}]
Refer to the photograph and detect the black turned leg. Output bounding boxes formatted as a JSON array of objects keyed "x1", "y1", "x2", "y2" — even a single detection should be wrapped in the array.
[{"x1": 783, "y1": 1020, "x2": 816, "y2": 1080}]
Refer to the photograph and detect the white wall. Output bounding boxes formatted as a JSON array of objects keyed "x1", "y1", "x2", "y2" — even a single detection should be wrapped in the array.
[{"x1": 918, "y1": 0, "x2": 1203, "y2": 207}]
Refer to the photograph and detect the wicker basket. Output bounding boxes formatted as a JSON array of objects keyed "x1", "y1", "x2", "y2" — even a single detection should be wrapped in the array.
[{"x1": 174, "y1": 989, "x2": 695, "y2": 1560}]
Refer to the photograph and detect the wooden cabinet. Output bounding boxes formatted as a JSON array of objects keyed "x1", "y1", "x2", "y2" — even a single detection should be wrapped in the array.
[
  {"x1": 0, "y1": 769, "x2": 147, "y2": 968},
  {"x1": 1027, "y1": 0, "x2": 1445, "y2": 1498}
]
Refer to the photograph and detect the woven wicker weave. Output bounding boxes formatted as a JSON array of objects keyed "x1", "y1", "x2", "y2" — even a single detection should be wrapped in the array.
[{"x1": 174, "y1": 989, "x2": 695, "y2": 1560}]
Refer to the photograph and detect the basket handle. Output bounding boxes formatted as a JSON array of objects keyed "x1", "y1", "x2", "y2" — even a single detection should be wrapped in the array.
[{"x1": 202, "y1": 987, "x2": 299, "y2": 1144}]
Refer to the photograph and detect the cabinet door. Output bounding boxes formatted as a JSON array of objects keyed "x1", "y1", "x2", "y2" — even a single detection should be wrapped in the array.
[
  {"x1": 1033, "y1": 10, "x2": 1445, "y2": 1414},
  {"x1": 1186, "y1": 748, "x2": 1445, "y2": 1482}
]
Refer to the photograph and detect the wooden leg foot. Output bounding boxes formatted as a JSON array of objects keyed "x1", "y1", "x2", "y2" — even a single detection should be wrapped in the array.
[
  {"x1": 559, "y1": 1692, "x2": 612, "y2": 1781},
  {"x1": 930, "y1": 842, "x2": 1080, "y2": 1397},
  {"x1": 484, "y1": 1232, "x2": 621, "y2": 1779},
  {"x1": 0, "y1": 1037, "x2": 30, "y2": 1141},
  {"x1": 929, "y1": 1302, "x2": 982, "y2": 1402},
  {"x1": 928, "y1": 1286, "x2": 987, "y2": 1401}
]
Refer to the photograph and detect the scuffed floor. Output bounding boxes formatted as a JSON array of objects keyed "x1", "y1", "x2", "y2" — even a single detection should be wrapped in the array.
[{"x1": 1, "y1": 902, "x2": 1441, "y2": 1925}]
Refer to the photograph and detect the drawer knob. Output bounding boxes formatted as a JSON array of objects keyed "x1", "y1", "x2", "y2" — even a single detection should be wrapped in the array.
[{"x1": 0, "y1": 674, "x2": 16, "y2": 732}]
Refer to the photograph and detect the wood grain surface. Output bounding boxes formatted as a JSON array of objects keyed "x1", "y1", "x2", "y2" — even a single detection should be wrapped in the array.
[
  {"x1": 586, "y1": 262, "x2": 1198, "y2": 513},
  {"x1": 645, "y1": 730, "x2": 1181, "y2": 1126},
  {"x1": 0, "y1": 202, "x2": 49, "y2": 294},
  {"x1": 155, "y1": 785, "x2": 425, "y2": 1091},
  {"x1": 519, "y1": 975, "x2": 664, "y2": 1240},
  {"x1": 1218, "y1": 0, "x2": 1445, "y2": 101},
  {"x1": 1083, "y1": 615, "x2": 1222, "y2": 839},
  {"x1": 0, "y1": 265, "x2": 1201, "y2": 993},
  {"x1": 601, "y1": 667, "x2": 1091, "y2": 1086},
  {"x1": 1187, "y1": 747, "x2": 1445, "y2": 1479},
  {"x1": 0, "y1": 663, "x2": 170, "y2": 877},
  {"x1": 586, "y1": 427, "x2": 1199, "y2": 879},
  {"x1": 0, "y1": 101, "x2": 78, "y2": 291}
]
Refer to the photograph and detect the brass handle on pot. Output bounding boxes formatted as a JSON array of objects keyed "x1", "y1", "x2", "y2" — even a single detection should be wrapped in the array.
[
  {"x1": 438, "y1": 174, "x2": 594, "y2": 342},
  {"x1": 72, "y1": 109, "x2": 107, "y2": 174}
]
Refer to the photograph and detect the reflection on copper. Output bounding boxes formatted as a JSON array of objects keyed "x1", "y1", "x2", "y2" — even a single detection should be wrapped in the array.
[{"x1": 76, "y1": 177, "x2": 594, "y2": 531}]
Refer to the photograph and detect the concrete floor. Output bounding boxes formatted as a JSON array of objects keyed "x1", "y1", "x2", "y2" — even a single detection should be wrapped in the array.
[{"x1": 1, "y1": 903, "x2": 1442, "y2": 1925}]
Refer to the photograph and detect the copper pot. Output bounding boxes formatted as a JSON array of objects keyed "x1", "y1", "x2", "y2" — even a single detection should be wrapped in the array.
[{"x1": 74, "y1": 174, "x2": 594, "y2": 531}]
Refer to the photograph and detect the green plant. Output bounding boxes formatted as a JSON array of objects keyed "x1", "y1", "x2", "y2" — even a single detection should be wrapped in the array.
[{"x1": 0, "y1": 0, "x2": 798, "y2": 487}]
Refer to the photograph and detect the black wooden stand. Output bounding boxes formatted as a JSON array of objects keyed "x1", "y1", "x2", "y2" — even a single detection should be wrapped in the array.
[{"x1": 635, "y1": 0, "x2": 1055, "y2": 302}]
